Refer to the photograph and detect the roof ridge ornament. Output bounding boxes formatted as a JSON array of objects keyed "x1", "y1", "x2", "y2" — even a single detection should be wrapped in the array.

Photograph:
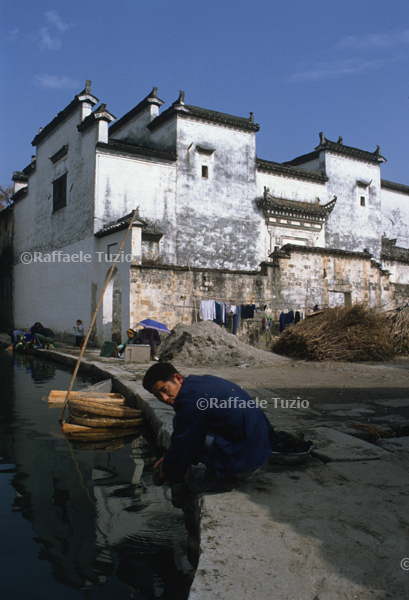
[{"x1": 174, "y1": 90, "x2": 185, "y2": 105}]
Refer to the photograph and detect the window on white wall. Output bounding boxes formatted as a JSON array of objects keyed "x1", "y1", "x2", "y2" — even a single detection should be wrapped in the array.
[
  {"x1": 357, "y1": 181, "x2": 370, "y2": 208},
  {"x1": 202, "y1": 165, "x2": 208, "y2": 178},
  {"x1": 52, "y1": 173, "x2": 67, "y2": 212}
]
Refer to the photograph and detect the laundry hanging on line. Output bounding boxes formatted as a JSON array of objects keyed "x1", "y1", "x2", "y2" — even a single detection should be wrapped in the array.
[
  {"x1": 279, "y1": 310, "x2": 294, "y2": 332},
  {"x1": 199, "y1": 299, "x2": 216, "y2": 321}
]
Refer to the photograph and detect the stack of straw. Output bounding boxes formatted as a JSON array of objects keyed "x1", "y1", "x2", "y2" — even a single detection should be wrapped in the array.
[
  {"x1": 271, "y1": 304, "x2": 396, "y2": 362},
  {"x1": 385, "y1": 309, "x2": 409, "y2": 356}
]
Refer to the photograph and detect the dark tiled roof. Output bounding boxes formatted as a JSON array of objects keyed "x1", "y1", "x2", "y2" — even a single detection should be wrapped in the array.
[
  {"x1": 0, "y1": 204, "x2": 13, "y2": 217},
  {"x1": 272, "y1": 244, "x2": 373, "y2": 260},
  {"x1": 23, "y1": 161, "x2": 36, "y2": 177},
  {"x1": 315, "y1": 133, "x2": 386, "y2": 164},
  {"x1": 256, "y1": 158, "x2": 328, "y2": 183},
  {"x1": 148, "y1": 92, "x2": 259, "y2": 133},
  {"x1": 32, "y1": 87, "x2": 98, "y2": 147},
  {"x1": 77, "y1": 104, "x2": 115, "y2": 133},
  {"x1": 109, "y1": 87, "x2": 164, "y2": 135},
  {"x1": 95, "y1": 211, "x2": 146, "y2": 238},
  {"x1": 381, "y1": 179, "x2": 409, "y2": 195},
  {"x1": 185, "y1": 105, "x2": 259, "y2": 131},
  {"x1": 12, "y1": 171, "x2": 28, "y2": 183},
  {"x1": 283, "y1": 151, "x2": 320, "y2": 167},
  {"x1": 11, "y1": 186, "x2": 28, "y2": 203},
  {"x1": 382, "y1": 237, "x2": 409, "y2": 263},
  {"x1": 96, "y1": 139, "x2": 177, "y2": 162}
]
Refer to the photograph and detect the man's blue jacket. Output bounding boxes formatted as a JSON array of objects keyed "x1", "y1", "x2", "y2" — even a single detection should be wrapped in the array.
[{"x1": 162, "y1": 374, "x2": 278, "y2": 484}]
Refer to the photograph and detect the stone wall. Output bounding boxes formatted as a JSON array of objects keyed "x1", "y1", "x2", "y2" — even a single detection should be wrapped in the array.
[
  {"x1": 273, "y1": 245, "x2": 395, "y2": 312},
  {"x1": 129, "y1": 262, "x2": 279, "y2": 344},
  {"x1": 129, "y1": 248, "x2": 399, "y2": 346}
]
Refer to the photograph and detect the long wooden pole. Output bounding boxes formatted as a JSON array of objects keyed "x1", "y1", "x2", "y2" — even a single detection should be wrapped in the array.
[
  {"x1": 187, "y1": 258, "x2": 198, "y2": 323},
  {"x1": 59, "y1": 207, "x2": 139, "y2": 423}
]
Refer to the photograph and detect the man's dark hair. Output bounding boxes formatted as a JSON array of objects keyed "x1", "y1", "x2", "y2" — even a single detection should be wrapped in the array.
[{"x1": 143, "y1": 362, "x2": 181, "y2": 391}]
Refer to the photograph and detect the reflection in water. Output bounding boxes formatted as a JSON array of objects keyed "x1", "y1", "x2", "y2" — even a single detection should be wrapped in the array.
[{"x1": 0, "y1": 352, "x2": 194, "y2": 599}]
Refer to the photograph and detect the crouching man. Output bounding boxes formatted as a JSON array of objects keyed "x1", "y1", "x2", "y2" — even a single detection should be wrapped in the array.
[{"x1": 142, "y1": 362, "x2": 282, "y2": 486}]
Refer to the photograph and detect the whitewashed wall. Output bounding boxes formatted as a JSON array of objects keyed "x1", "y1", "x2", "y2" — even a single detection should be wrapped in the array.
[
  {"x1": 94, "y1": 151, "x2": 177, "y2": 264},
  {"x1": 324, "y1": 153, "x2": 382, "y2": 259},
  {"x1": 174, "y1": 118, "x2": 262, "y2": 269},
  {"x1": 13, "y1": 101, "x2": 98, "y2": 332},
  {"x1": 13, "y1": 236, "x2": 95, "y2": 337},
  {"x1": 381, "y1": 187, "x2": 409, "y2": 248}
]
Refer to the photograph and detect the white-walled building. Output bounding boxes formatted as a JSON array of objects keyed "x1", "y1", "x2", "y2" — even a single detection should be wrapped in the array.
[{"x1": 10, "y1": 81, "x2": 409, "y2": 344}]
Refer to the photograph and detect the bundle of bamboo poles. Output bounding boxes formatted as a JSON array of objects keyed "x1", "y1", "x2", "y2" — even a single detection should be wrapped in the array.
[{"x1": 271, "y1": 304, "x2": 396, "y2": 362}]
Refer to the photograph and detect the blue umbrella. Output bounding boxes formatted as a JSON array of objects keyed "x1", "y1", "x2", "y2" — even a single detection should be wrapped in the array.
[{"x1": 137, "y1": 318, "x2": 171, "y2": 334}]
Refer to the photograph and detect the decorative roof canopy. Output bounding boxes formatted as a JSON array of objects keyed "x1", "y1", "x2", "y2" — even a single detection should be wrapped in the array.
[
  {"x1": 257, "y1": 187, "x2": 337, "y2": 224},
  {"x1": 95, "y1": 211, "x2": 164, "y2": 242},
  {"x1": 95, "y1": 210, "x2": 146, "y2": 238}
]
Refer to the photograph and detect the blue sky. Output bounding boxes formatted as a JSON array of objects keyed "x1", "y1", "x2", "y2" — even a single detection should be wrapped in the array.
[{"x1": 1, "y1": 0, "x2": 408, "y2": 186}]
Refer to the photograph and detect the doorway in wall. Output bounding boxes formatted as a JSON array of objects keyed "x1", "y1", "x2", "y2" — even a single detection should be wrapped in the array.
[
  {"x1": 102, "y1": 267, "x2": 122, "y2": 344},
  {"x1": 328, "y1": 291, "x2": 352, "y2": 308}
]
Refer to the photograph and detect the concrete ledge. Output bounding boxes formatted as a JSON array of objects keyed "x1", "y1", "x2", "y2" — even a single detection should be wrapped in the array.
[{"x1": 309, "y1": 426, "x2": 389, "y2": 462}]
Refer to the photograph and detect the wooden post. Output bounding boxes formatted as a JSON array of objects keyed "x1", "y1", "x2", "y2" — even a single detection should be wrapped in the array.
[{"x1": 59, "y1": 207, "x2": 139, "y2": 423}]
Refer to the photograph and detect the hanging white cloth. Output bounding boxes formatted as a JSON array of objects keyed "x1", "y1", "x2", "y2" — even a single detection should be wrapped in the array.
[{"x1": 199, "y1": 300, "x2": 216, "y2": 321}]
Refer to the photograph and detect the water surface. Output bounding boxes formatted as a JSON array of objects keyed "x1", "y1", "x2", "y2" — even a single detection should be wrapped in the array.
[{"x1": 0, "y1": 352, "x2": 194, "y2": 599}]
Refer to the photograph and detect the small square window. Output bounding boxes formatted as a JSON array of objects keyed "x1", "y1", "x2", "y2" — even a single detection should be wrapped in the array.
[
  {"x1": 360, "y1": 196, "x2": 365, "y2": 207},
  {"x1": 202, "y1": 165, "x2": 208, "y2": 178},
  {"x1": 53, "y1": 173, "x2": 67, "y2": 212}
]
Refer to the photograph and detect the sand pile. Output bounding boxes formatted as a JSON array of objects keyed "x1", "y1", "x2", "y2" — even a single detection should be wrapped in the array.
[{"x1": 159, "y1": 321, "x2": 276, "y2": 367}]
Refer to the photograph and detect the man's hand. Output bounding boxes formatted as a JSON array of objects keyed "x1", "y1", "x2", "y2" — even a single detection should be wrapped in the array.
[
  {"x1": 154, "y1": 456, "x2": 164, "y2": 470},
  {"x1": 153, "y1": 456, "x2": 165, "y2": 485}
]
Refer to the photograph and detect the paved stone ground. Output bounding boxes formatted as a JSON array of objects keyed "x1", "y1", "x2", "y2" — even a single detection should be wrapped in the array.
[{"x1": 2, "y1": 337, "x2": 409, "y2": 599}]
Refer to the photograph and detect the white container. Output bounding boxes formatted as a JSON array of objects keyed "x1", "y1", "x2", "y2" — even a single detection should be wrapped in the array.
[{"x1": 124, "y1": 344, "x2": 151, "y2": 363}]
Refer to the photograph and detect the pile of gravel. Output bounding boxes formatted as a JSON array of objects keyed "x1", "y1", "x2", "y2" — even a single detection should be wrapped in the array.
[{"x1": 159, "y1": 321, "x2": 276, "y2": 367}]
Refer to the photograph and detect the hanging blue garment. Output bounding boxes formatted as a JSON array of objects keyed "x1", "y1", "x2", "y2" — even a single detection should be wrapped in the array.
[
  {"x1": 232, "y1": 305, "x2": 241, "y2": 336},
  {"x1": 214, "y1": 302, "x2": 223, "y2": 324}
]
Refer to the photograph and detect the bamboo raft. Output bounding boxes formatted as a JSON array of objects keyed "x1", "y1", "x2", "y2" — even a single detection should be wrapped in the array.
[
  {"x1": 67, "y1": 398, "x2": 142, "y2": 419},
  {"x1": 50, "y1": 390, "x2": 144, "y2": 441},
  {"x1": 61, "y1": 421, "x2": 142, "y2": 439},
  {"x1": 48, "y1": 390, "x2": 126, "y2": 405}
]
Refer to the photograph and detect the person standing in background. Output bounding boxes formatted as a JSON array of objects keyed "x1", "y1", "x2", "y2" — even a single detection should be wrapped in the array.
[{"x1": 73, "y1": 320, "x2": 84, "y2": 347}]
